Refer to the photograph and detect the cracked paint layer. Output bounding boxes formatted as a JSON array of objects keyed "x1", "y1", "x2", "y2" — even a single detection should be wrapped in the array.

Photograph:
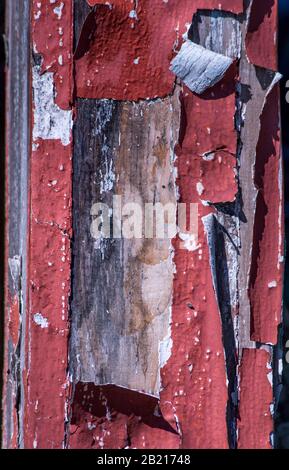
[
  {"x1": 24, "y1": 137, "x2": 72, "y2": 448},
  {"x1": 74, "y1": 0, "x2": 243, "y2": 101},
  {"x1": 238, "y1": 349, "x2": 273, "y2": 449},
  {"x1": 66, "y1": 0, "x2": 282, "y2": 451},
  {"x1": 14, "y1": 0, "x2": 73, "y2": 449},
  {"x1": 249, "y1": 85, "x2": 283, "y2": 344},
  {"x1": 32, "y1": 0, "x2": 73, "y2": 109}
]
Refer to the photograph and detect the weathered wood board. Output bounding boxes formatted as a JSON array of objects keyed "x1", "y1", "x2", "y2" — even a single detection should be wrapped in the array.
[{"x1": 71, "y1": 95, "x2": 180, "y2": 395}]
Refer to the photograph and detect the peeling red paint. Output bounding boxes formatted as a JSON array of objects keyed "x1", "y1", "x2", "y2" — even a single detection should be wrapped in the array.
[
  {"x1": 178, "y1": 74, "x2": 238, "y2": 204},
  {"x1": 179, "y1": 74, "x2": 237, "y2": 155},
  {"x1": 8, "y1": 295, "x2": 20, "y2": 348},
  {"x1": 246, "y1": 0, "x2": 278, "y2": 71},
  {"x1": 75, "y1": 0, "x2": 243, "y2": 101},
  {"x1": 32, "y1": 0, "x2": 73, "y2": 109},
  {"x1": 69, "y1": 384, "x2": 179, "y2": 449},
  {"x1": 86, "y1": 0, "x2": 243, "y2": 9},
  {"x1": 161, "y1": 228, "x2": 230, "y2": 449},
  {"x1": 249, "y1": 86, "x2": 283, "y2": 344},
  {"x1": 238, "y1": 349, "x2": 273, "y2": 449},
  {"x1": 24, "y1": 140, "x2": 72, "y2": 449},
  {"x1": 200, "y1": 151, "x2": 237, "y2": 203},
  {"x1": 68, "y1": 1, "x2": 280, "y2": 451},
  {"x1": 4, "y1": 296, "x2": 19, "y2": 449},
  {"x1": 68, "y1": 77, "x2": 237, "y2": 449},
  {"x1": 21, "y1": 0, "x2": 73, "y2": 449},
  {"x1": 161, "y1": 79, "x2": 238, "y2": 449}
]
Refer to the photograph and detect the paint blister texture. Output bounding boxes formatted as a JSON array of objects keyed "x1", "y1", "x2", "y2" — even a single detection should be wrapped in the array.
[
  {"x1": 25, "y1": 139, "x2": 72, "y2": 448},
  {"x1": 238, "y1": 349, "x2": 273, "y2": 449},
  {"x1": 75, "y1": 0, "x2": 243, "y2": 100},
  {"x1": 32, "y1": 0, "x2": 73, "y2": 109},
  {"x1": 23, "y1": 0, "x2": 74, "y2": 449}
]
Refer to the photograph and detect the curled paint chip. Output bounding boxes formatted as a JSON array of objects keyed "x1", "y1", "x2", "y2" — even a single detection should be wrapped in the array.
[{"x1": 170, "y1": 41, "x2": 233, "y2": 94}]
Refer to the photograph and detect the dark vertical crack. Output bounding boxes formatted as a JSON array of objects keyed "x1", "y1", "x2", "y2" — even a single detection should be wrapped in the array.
[
  {"x1": 193, "y1": 7, "x2": 246, "y2": 449},
  {"x1": 204, "y1": 214, "x2": 238, "y2": 449}
]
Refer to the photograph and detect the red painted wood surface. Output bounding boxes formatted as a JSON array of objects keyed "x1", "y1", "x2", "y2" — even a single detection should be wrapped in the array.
[
  {"x1": 75, "y1": 0, "x2": 243, "y2": 100},
  {"x1": 238, "y1": 349, "x2": 273, "y2": 449},
  {"x1": 246, "y1": 0, "x2": 278, "y2": 71},
  {"x1": 3, "y1": 0, "x2": 283, "y2": 450},
  {"x1": 22, "y1": 0, "x2": 73, "y2": 448},
  {"x1": 249, "y1": 86, "x2": 283, "y2": 345}
]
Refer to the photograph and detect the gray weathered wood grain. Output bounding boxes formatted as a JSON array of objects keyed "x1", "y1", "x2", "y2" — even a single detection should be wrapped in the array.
[{"x1": 70, "y1": 94, "x2": 180, "y2": 396}]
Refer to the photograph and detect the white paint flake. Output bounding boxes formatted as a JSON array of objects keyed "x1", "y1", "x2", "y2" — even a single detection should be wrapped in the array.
[
  {"x1": 53, "y1": 2, "x2": 64, "y2": 19},
  {"x1": 267, "y1": 370, "x2": 273, "y2": 387},
  {"x1": 159, "y1": 332, "x2": 172, "y2": 369},
  {"x1": 100, "y1": 158, "x2": 115, "y2": 194},
  {"x1": 179, "y1": 232, "x2": 200, "y2": 252},
  {"x1": 268, "y1": 280, "x2": 277, "y2": 288},
  {"x1": 196, "y1": 181, "x2": 204, "y2": 196},
  {"x1": 129, "y1": 10, "x2": 138, "y2": 19},
  {"x1": 170, "y1": 40, "x2": 233, "y2": 94},
  {"x1": 33, "y1": 313, "x2": 49, "y2": 329},
  {"x1": 202, "y1": 151, "x2": 215, "y2": 161}
]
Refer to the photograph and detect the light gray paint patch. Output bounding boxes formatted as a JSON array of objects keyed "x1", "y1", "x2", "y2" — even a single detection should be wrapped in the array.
[
  {"x1": 8, "y1": 256, "x2": 21, "y2": 291},
  {"x1": 170, "y1": 40, "x2": 233, "y2": 94},
  {"x1": 33, "y1": 313, "x2": 49, "y2": 329},
  {"x1": 32, "y1": 65, "x2": 72, "y2": 146}
]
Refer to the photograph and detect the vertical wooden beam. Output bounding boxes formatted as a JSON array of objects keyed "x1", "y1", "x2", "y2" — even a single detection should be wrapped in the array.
[{"x1": 3, "y1": 0, "x2": 30, "y2": 449}]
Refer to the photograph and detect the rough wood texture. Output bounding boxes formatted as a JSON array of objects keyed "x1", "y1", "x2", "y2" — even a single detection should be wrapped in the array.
[
  {"x1": 3, "y1": 0, "x2": 30, "y2": 449},
  {"x1": 71, "y1": 94, "x2": 180, "y2": 395}
]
